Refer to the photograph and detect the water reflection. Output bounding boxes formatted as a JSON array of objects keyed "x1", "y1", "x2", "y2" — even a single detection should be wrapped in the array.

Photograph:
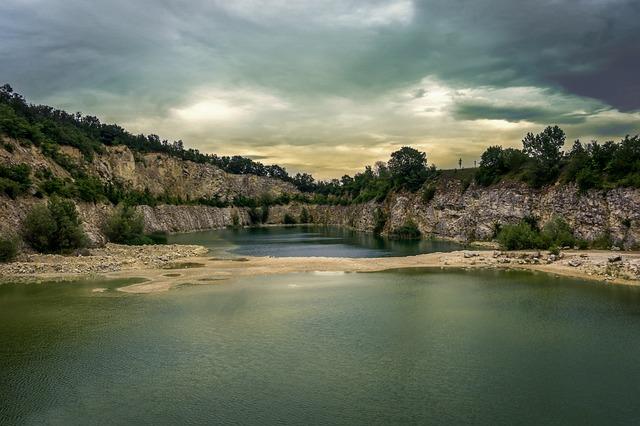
[{"x1": 168, "y1": 225, "x2": 466, "y2": 258}]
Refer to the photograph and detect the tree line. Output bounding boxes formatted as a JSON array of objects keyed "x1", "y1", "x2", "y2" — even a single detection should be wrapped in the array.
[{"x1": 475, "y1": 125, "x2": 640, "y2": 190}]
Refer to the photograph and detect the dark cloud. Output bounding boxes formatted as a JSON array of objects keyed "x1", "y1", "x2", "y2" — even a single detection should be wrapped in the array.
[
  {"x1": 453, "y1": 102, "x2": 590, "y2": 125},
  {"x1": 0, "y1": 0, "x2": 638, "y2": 176}
]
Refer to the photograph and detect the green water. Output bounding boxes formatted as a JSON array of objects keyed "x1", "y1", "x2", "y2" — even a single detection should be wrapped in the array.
[
  {"x1": 167, "y1": 225, "x2": 465, "y2": 258},
  {"x1": 2, "y1": 270, "x2": 640, "y2": 425}
]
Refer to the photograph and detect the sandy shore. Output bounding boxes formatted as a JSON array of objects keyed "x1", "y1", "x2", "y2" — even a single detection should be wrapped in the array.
[{"x1": 1, "y1": 243, "x2": 640, "y2": 293}]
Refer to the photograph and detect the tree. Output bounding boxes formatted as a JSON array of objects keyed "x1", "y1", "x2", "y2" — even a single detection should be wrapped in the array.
[
  {"x1": 387, "y1": 147, "x2": 429, "y2": 191},
  {"x1": 521, "y1": 125, "x2": 566, "y2": 186},
  {"x1": 522, "y1": 125, "x2": 566, "y2": 165},
  {"x1": 22, "y1": 197, "x2": 87, "y2": 253},
  {"x1": 103, "y1": 205, "x2": 151, "y2": 244}
]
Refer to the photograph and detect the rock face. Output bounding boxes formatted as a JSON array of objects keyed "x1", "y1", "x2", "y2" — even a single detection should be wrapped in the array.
[
  {"x1": 1, "y1": 139, "x2": 298, "y2": 201},
  {"x1": 381, "y1": 180, "x2": 640, "y2": 249},
  {"x1": 1, "y1": 138, "x2": 639, "y2": 248},
  {"x1": 88, "y1": 146, "x2": 298, "y2": 200}
]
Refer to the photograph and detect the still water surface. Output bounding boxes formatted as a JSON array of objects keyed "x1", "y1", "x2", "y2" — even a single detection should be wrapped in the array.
[
  {"x1": 168, "y1": 225, "x2": 464, "y2": 257},
  {"x1": 2, "y1": 269, "x2": 640, "y2": 425}
]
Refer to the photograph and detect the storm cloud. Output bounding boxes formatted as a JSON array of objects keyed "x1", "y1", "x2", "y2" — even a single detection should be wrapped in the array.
[{"x1": 0, "y1": 0, "x2": 638, "y2": 176}]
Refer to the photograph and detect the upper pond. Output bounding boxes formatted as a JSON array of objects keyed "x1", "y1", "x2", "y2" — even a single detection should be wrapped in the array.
[
  {"x1": 167, "y1": 225, "x2": 465, "y2": 257},
  {"x1": 2, "y1": 269, "x2": 640, "y2": 424}
]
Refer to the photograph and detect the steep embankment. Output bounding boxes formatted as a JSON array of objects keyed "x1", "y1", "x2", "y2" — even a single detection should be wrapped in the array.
[
  {"x1": 266, "y1": 180, "x2": 640, "y2": 249},
  {"x1": 1, "y1": 136, "x2": 639, "y2": 249},
  {"x1": 0, "y1": 137, "x2": 294, "y2": 243}
]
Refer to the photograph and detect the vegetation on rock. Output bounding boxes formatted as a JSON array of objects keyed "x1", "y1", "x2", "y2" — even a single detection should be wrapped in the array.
[
  {"x1": 476, "y1": 125, "x2": 640, "y2": 189},
  {"x1": 21, "y1": 197, "x2": 87, "y2": 253},
  {"x1": 0, "y1": 237, "x2": 18, "y2": 262},
  {"x1": 389, "y1": 220, "x2": 421, "y2": 239},
  {"x1": 103, "y1": 205, "x2": 166, "y2": 245}
]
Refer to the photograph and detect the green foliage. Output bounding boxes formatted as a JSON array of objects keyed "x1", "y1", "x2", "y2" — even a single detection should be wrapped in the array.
[
  {"x1": 103, "y1": 205, "x2": 156, "y2": 245},
  {"x1": 576, "y1": 239, "x2": 589, "y2": 250},
  {"x1": 421, "y1": 184, "x2": 437, "y2": 203},
  {"x1": 521, "y1": 125, "x2": 565, "y2": 187},
  {"x1": 247, "y1": 207, "x2": 261, "y2": 225},
  {"x1": 0, "y1": 163, "x2": 31, "y2": 198},
  {"x1": 388, "y1": 147, "x2": 431, "y2": 191},
  {"x1": 390, "y1": 220, "x2": 421, "y2": 239},
  {"x1": 591, "y1": 232, "x2": 613, "y2": 250},
  {"x1": 0, "y1": 237, "x2": 18, "y2": 262},
  {"x1": 22, "y1": 197, "x2": 87, "y2": 253},
  {"x1": 283, "y1": 213, "x2": 297, "y2": 225},
  {"x1": 230, "y1": 211, "x2": 240, "y2": 228},
  {"x1": 540, "y1": 216, "x2": 575, "y2": 248},
  {"x1": 497, "y1": 221, "x2": 543, "y2": 250},
  {"x1": 498, "y1": 216, "x2": 578, "y2": 251},
  {"x1": 373, "y1": 208, "x2": 387, "y2": 235},
  {"x1": 75, "y1": 175, "x2": 106, "y2": 202},
  {"x1": 261, "y1": 205, "x2": 269, "y2": 223},
  {"x1": 299, "y1": 207, "x2": 310, "y2": 223},
  {"x1": 476, "y1": 125, "x2": 640, "y2": 191}
]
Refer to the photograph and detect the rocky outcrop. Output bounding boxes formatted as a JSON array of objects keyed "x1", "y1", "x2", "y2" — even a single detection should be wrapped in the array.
[
  {"x1": 381, "y1": 181, "x2": 640, "y2": 249},
  {"x1": 1, "y1": 138, "x2": 298, "y2": 201},
  {"x1": 2, "y1": 138, "x2": 639, "y2": 249},
  {"x1": 87, "y1": 145, "x2": 297, "y2": 200},
  {"x1": 3, "y1": 180, "x2": 638, "y2": 249}
]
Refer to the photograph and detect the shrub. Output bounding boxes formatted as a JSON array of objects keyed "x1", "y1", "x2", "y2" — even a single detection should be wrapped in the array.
[
  {"x1": 497, "y1": 221, "x2": 543, "y2": 250},
  {"x1": 248, "y1": 207, "x2": 262, "y2": 225},
  {"x1": 22, "y1": 197, "x2": 87, "y2": 253},
  {"x1": 0, "y1": 237, "x2": 18, "y2": 262},
  {"x1": 541, "y1": 216, "x2": 575, "y2": 248},
  {"x1": 230, "y1": 211, "x2": 240, "y2": 228},
  {"x1": 103, "y1": 205, "x2": 146, "y2": 244},
  {"x1": 0, "y1": 163, "x2": 31, "y2": 198},
  {"x1": 390, "y1": 220, "x2": 421, "y2": 239},
  {"x1": 261, "y1": 205, "x2": 269, "y2": 223},
  {"x1": 591, "y1": 232, "x2": 613, "y2": 250},
  {"x1": 75, "y1": 176, "x2": 105, "y2": 203},
  {"x1": 421, "y1": 184, "x2": 436, "y2": 203},
  {"x1": 283, "y1": 213, "x2": 297, "y2": 225},
  {"x1": 299, "y1": 207, "x2": 310, "y2": 223},
  {"x1": 373, "y1": 208, "x2": 387, "y2": 235}
]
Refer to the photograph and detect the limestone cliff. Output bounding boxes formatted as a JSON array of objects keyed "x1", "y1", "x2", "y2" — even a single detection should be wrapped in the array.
[
  {"x1": 1, "y1": 138, "x2": 298, "y2": 201},
  {"x1": 1, "y1": 138, "x2": 639, "y2": 249}
]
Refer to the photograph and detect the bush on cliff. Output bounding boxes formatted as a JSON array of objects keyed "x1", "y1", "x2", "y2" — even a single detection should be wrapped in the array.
[
  {"x1": 497, "y1": 216, "x2": 577, "y2": 250},
  {"x1": 103, "y1": 205, "x2": 165, "y2": 245},
  {"x1": 22, "y1": 197, "x2": 87, "y2": 253},
  {"x1": 299, "y1": 207, "x2": 311, "y2": 223},
  {"x1": 283, "y1": 213, "x2": 297, "y2": 225},
  {"x1": 540, "y1": 216, "x2": 575, "y2": 248},
  {"x1": 0, "y1": 237, "x2": 18, "y2": 262},
  {"x1": 389, "y1": 220, "x2": 421, "y2": 239},
  {"x1": 497, "y1": 221, "x2": 543, "y2": 250}
]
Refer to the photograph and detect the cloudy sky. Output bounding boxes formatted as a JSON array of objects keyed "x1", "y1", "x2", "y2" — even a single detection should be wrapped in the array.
[{"x1": 1, "y1": 0, "x2": 639, "y2": 177}]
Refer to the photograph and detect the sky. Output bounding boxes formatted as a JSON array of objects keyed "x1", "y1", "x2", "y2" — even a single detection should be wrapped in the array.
[{"x1": 1, "y1": 0, "x2": 639, "y2": 178}]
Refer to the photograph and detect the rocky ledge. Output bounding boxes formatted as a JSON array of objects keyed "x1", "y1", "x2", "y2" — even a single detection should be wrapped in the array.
[{"x1": 0, "y1": 243, "x2": 208, "y2": 278}]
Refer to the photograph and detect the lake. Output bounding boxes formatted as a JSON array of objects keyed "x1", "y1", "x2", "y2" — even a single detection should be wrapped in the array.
[
  {"x1": 167, "y1": 225, "x2": 465, "y2": 257},
  {"x1": 2, "y1": 269, "x2": 640, "y2": 425}
]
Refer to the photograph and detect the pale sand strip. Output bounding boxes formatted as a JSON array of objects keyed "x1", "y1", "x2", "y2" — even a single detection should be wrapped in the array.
[
  {"x1": 1, "y1": 244, "x2": 639, "y2": 293},
  {"x1": 112, "y1": 250, "x2": 640, "y2": 293}
]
